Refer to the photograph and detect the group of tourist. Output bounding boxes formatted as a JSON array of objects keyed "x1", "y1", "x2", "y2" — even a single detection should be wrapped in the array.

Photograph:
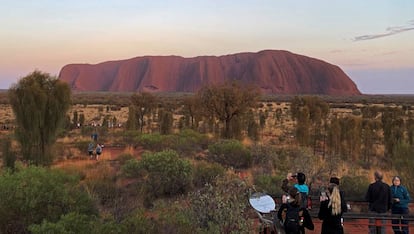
[
  {"x1": 87, "y1": 142, "x2": 103, "y2": 160},
  {"x1": 274, "y1": 171, "x2": 410, "y2": 234}
]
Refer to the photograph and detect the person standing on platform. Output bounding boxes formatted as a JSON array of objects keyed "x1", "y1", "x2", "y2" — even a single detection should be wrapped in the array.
[
  {"x1": 390, "y1": 176, "x2": 410, "y2": 234},
  {"x1": 365, "y1": 171, "x2": 392, "y2": 234}
]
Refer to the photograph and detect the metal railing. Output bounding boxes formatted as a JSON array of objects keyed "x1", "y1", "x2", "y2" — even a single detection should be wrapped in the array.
[{"x1": 256, "y1": 213, "x2": 414, "y2": 234}]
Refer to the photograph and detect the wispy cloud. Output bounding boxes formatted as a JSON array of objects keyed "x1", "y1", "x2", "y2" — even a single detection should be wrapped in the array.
[{"x1": 353, "y1": 20, "x2": 414, "y2": 41}]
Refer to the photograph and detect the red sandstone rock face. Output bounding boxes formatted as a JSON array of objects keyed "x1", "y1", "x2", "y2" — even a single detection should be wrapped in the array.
[{"x1": 59, "y1": 50, "x2": 361, "y2": 95}]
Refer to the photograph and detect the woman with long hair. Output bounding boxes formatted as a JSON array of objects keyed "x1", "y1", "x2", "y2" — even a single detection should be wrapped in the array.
[{"x1": 318, "y1": 183, "x2": 344, "y2": 234}]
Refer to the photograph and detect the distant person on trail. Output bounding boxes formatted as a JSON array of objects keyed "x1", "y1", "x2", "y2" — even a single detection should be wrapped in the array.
[
  {"x1": 365, "y1": 171, "x2": 392, "y2": 234},
  {"x1": 91, "y1": 132, "x2": 98, "y2": 142},
  {"x1": 390, "y1": 176, "x2": 410, "y2": 234},
  {"x1": 95, "y1": 144, "x2": 102, "y2": 160},
  {"x1": 88, "y1": 142, "x2": 94, "y2": 158}
]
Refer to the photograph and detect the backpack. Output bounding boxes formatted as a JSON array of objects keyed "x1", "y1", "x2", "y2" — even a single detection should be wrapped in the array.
[
  {"x1": 299, "y1": 192, "x2": 308, "y2": 209},
  {"x1": 96, "y1": 145, "x2": 102, "y2": 154},
  {"x1": 284, "y1": 203, "x2": 302, "y2": 234}
]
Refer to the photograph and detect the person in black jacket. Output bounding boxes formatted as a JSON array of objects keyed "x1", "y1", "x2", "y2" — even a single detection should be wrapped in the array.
[
  {"x1": 277, "y1": 187, "x2": 314, "y2": 234},
  {"x1": 329, "y1": 176, "x2": 348, "y2": 213},
  {"x1": 318, "y1": 183, "x2": 344, "y2": 234},
  {"x1": 365, "y1": 171, "x2": 392, "y2": 234}
]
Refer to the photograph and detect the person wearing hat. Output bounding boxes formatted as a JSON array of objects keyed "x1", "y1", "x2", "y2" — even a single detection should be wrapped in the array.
[{"x1": 390, "y1": 176, "x2": 410, "y2": 234}]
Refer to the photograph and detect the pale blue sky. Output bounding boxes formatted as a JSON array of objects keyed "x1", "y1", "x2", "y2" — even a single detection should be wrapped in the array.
[{"x1": 1, "y1": 0, "x2": 413, "y2": 94}]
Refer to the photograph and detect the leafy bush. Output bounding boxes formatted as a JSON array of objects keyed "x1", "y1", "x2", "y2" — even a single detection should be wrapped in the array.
[
  {"x1": 254, "y1": 174, "x2": 285, "y2": 197},
  {"x1": 29, "y1": 212, "x2": 96, "y2": 234},
  {"x1": 85, "y1": 178, "x2": 119, "y2": 206},
  {"x1": 172, "y1": 129, "x2": 210, "y2": 155},
  {"x1": 117, "y1": 153, "x2": 135, "y2": 165},
  {"x1": 138, "y1": 133, "x2": 174, "y2": 151},
  {"x1": 124, "y1": 150, "x2": 192, "y2": 197},
  {"x1": 30, "y1": 212, "x2": 129, "y2": 234},
  {"x1": 121, "y1": 159, "x2": 142, "y2": 178},
  {"x1": 188, "y1": 176, "x2": 252, "y2": 233},
  {"x1": 193, "y1": 161, "x2": 225, "y2": 188},
  {"x1": 0, "y1": 167, "x2": 96, "y2": 233},
  {"x1": 1, "y1": 136, "x2": 16, "y2": 170},
  {"x1": 151, "y1": 201, "x2": 197, "y2": 234},
  {"x1": 138, "y1": 130, "x2": 210, "y2": 154},
  {"x1": 341, "y1": 175, "x2": 370, "y2": 201},
  {"x1": 119, "y1": 209, "x2": 157, "y2": 234},
  {"x1": 208, "y1": 139, "x2": 252, "y2": 169}
]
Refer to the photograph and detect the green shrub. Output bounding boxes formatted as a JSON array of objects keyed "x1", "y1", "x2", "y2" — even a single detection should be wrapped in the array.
[
  {"x1": 121, "y1": 209, "x2": 157, "y2": 233},
  {"x1": 121, "y1": 159, "x2": 142, "y2": 178},
  {"x1": 193, "y1": 161, "x2": 225, "y2": 188},
  {"x1": 0, "y1": 167, "x2": 96, "y2": 233},
  {"x1": 341, "y1": 175, "x2": 370, "y2": 200},
  {"x1": 1, "y1": 136, "x2": 16, "y2": 170},
  {"x1": 208, "y1": 139, "x2": 252, "y2": 169},
  {"x1": 138, "y1": 133, "x2": 174, "y2": 151},
  {"x1": 154, "y1": 201, "x2": 197, "y2": 234},
  {"x1": 172, "y1": 129, "x2": 210, "y2": 155},
  {"x1": 188, "y1": 176, "x2": 252, "y2": 233},
  {"x1": 128, "y1": 150, "x2": 192, "y2": 197},
  {"x1": 137, "y1": 130, "x2": 210, "y2": 154},
  {"x1": 253, "y1": 174, "x2": 285, "y2": 197},
  {"x1": 117, "y1": 153, "x2": 135, "y2": 165},
  {"x1": 29, "y1": 212, "x2": 96, "y2": 234},
  {"x1": 85, "y1": 178, "x2": 119, "y2": 206}
]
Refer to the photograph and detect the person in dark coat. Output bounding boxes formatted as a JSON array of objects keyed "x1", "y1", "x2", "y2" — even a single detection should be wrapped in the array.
[
  {"x1": 277, "y1": 187, "x2": 314, "y2": 234},
  {"x1": 318, "y1": 183, "x2": 344, "y2": 234},
  {"x1": 329, "y1": 176, "x2": 348, "y2": 213},
  {"x1": 365, "y1": 171, "x2": 392, "y2": 234}
]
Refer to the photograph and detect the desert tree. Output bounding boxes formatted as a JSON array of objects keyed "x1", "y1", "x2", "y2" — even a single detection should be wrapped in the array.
[
  {"x1": 197, "y1": 81, "x2": 260, "y2": 138},
  {"x1": 340, "y1": 116, "x2": 362, "y2": 161},
  {"x1": 130, "y1": 92, "x2": 157, "y2": 132},
  {"x1": 290, "y1": 96, "x2": 329, "y2": 155},
  {"x1": 326, "y1": 115, "x2": 341, "y2": 157},
  {"x1": 159, "y1": 109, "x2": 174, "y2": 135},
  {"x1": 382, "y1": 107, "x2": 405, "y2": 157},
  {"x1": 295, "y1": 106, "x2": 311, "y2": 146},
  {"x1": 72, "y1": 110, "x2": 78, "y2": 127},
  {"x1": 1, "y1": 135, "x2": 16, "y2": 170},
  {"x1": 246, "y1": 110, "x2": 260, "y2": 141},
  {"x1": 126, "y1": 105, "x2": 138, "y2": 130},
  {"x1": 182, "y1": 95, "x2": 202, "y2": 130},
  {"x1": 8, "y1": 70, "x2": 71, "y2": 166},
  {"x1": 361, "y1": 119, "x2": 381, "y2": 163},
  {"x1": 407, "y1": 117, "x2": 414, "y2": 145},
  {"x1": 79, "y1": 113, "x2": 85, "y2": 126}
]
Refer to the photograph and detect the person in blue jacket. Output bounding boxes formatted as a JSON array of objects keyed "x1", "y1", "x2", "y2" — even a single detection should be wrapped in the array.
[
  {"x1": 282, "y1": 172, "x2": 309, "y2": 209},
  {"x1": 390, "y1": 176, "x2": 410, "y2": 234}
]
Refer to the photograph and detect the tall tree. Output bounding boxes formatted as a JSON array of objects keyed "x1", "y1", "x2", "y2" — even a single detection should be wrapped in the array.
[
  {"x1": 198, "y1": 82, "x2": 260, "y2": 138},
  {"x1": 130, "y1": 92, "x2": 157, "y2": 132},
  {"x1": 182, "y1": 95, "x2": 202, "y2": 130},
  {"x1": 8, "y1": 71, "x2": 71, "y2": 166}
]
